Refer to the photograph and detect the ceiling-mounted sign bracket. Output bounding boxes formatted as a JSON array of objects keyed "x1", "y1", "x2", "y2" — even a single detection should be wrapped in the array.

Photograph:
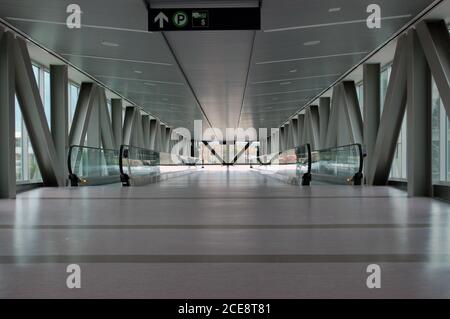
[{"x1": 148, "y1": 7, "x2": 261, "y2": 31}]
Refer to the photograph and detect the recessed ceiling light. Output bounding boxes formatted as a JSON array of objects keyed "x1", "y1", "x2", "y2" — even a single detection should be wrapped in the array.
[
  {"x1": 289, "y1": 69, "x2": 298, "y2": 73},
  {"x1": 101, "y1": 41, "x2": 119, "y2": 47},
  {"x1": 280, "y1": 82, "x2": 291, "y2": 85},
  {"x1": 328, "y1": 7, "x2": 342, "y2": 12},
  {"x1": 303, "y1": 40, "x2": 321, "y2": 46},
  {"x1": 134, "y1": 70, "x2": 143, "y2": 74}
]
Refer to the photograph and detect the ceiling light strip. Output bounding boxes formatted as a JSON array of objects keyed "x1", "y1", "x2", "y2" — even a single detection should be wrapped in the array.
[
  {"x1": 249, "y1": 88, "x2": 322, "y2": 97},
  {"x1": 61, "y1": 53, "x2": 172, "y2": 66},
  {"x1": 245, "y1": 99, "x2": 309, "y2": 108},
  {"x1": 264, "y1": 14, "x2": 412, "y2": 33},
  {"x1": 94, "y1": 75, "x2": 184, "y2": 86},
  {"x1": 6, "y1": 17, "x2": 152, "y2": 34},
  {"x1": 256, "y1": 52, "x2": 367, "y2": 65},
  {"x1": 252, "y1": 73, "x2": 340, "y2": 84}
]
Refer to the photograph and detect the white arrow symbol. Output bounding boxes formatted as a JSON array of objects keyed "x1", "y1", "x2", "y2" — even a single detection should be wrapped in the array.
[{"x1": 154, "y1": 12, "x2": 168, "y2": 29}]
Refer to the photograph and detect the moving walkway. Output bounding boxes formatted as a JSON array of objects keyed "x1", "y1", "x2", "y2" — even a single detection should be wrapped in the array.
[
  {"x1": 68, "y1": 145, "x2": 199, "y2": 187},
  {"x1": 255, "y1": 144, "x2": 365, "y2": 186}
]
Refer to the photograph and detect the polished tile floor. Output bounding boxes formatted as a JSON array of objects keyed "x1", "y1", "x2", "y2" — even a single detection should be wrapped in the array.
[{"x1": 0, "y1": 167, "x2": 449, "y2": 298}]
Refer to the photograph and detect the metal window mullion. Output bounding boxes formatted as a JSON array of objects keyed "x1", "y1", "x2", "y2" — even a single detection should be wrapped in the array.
[
  {"x1": 440, "y1": 103, "x2": 446, "y2": 181},
  {"x1": 22, "y1": 115, "x2": 29, "y2": 181}
]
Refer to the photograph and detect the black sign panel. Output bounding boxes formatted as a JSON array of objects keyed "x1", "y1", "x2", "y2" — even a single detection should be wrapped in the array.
[{"x1": 148, "y1": 8, "x2": 261, "y2": 31}]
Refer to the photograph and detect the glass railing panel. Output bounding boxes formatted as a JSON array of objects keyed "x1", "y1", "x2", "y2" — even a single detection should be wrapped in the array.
[
  {"x1": 120, "y1": 145, "x2": 160, "y2": 184},
  {"x1": 68, "y1": 145, "x2": 120, "y2": 186},
  {"x1": 310, "y1": 144, "x2": 363, "y2": 184},
  {"x1": 255, "y1": 145, "x2": 312, "y2": 185}
]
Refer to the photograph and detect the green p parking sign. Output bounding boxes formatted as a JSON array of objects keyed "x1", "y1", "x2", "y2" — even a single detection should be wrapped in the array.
[{"x1": 173, "y1": 11, "x2": 188, "y2": 28}]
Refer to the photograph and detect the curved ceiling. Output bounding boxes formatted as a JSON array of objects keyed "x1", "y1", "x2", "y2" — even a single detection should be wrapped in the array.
[{"x1": 0, "y1": 0, "x2": 439, "y2": 133}]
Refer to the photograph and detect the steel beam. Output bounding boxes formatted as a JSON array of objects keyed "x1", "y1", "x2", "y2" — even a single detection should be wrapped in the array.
[
  {"x1": 86, "y1": 86, "x2": 101, "y2": 177},
  {"x1": 142, "y1": 115, "x2": 150, "y2": 149},
  {"x1": 363, "y1": 64, "x2": 381, "y2": 184},
  {"x1": 407, "y1": 29, "x2": 432, "y2": 197},
  {"x1": 165, "y1": 127, "x2": 172, "y2": 152},
  {"x1": 50, "y1": 65, "x2": 69, "y2": 183},
  {"x1": 325, "y1": 86, "x2": 341, "y2": 148},
  {"x1": 98, "y1": 88, "x2": 116, "y2": 150},
  {"x1": 302, "y1": 111, "x2": 311, "y2": 146},
  {"x1": 149, "y1": 119, "x2": 158, "y2": 150},
  {"x1": 160, "y1": 124, "x2": 167, "y2": 152},
  {"x1": 341, "y1": 81, "x2": 363, "y2": 144},
  {"x1": 279, "y1": 126, "x2": 286, "y2": 151},
  {"x1": 318, "y1": 97, "x2": 330, "y2": 149},
  {"x1": 122, "y1": 106, "x2": 137, "y2": 146},
  {"x1": 309, "y1": 105, "x2": 320, "y2": 150},
  {"x1": 416, "y1": 20, "x2": 450, "y2": 117},
  {"x1": 14, "y1": 37, "x2": 64, "y2": 186},
  {"x1": 369, "y1": 35, "x2": 408, "y2": 185},
  {"x1": 134, "y1": 110, "x2": 144, "y2": 148},
  {"x1": 111, "y1": 99, "x2": 123, "y2": 146},
  {"x1": 69, "y1": 83, "x2": 98, "y2": 147},
  {"x1": 0, "y1": 31, "x2": 16, "y2": 198},
  {"x1": 297, "y1": 114, "x2": 305, "y2": 145},
  {"x1": 86, "y1": 88, "x2": 100, "y2": 148}
]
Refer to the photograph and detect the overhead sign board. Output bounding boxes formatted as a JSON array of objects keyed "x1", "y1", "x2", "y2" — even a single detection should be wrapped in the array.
[{"x1": 148, "y1": 7, "x2": 261, "y2": 31}]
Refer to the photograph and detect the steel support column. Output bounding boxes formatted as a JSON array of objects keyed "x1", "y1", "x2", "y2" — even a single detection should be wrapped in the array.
[
  {"x1": 407, "y1": 29, "x2": 432, "y2": 197},
  {"x1": 69, "y1": 83, "x2": 98, "y2": 147},
  {"x1": 122, "y1": 106, "x2": 137, "y2": 146},
  {"x1": 297, "y1": 114, "x2": 305, "y2": 145},
  {"x1": 416, "y1": 20, "x2": 450, "y2": 117},
  {"x1": 0, "y1": 31, "x2": 16, "y2": 198},
  {"x1": 369, "y1": 35, "x2": 408, "y2": 185},
  {"x1": 111, "y1": 99, "x2": 123, "y2": 146},
  {"x1": 290, "y1": 118, "x2": 299, "y2": 148},
  {"x1": 279, "y1": 126, "x2": 286, "y2": 152},
  {"x1": 325, "y1": 86, "x2": 341, "y2": 148},
  {"x1": 134, "y1": 111, "x2": 144, "y2": 148},
  {"x1": 309, "y1": 105, "x2": 320, "y2": 150},
  {"x1": 318, "y1": 97, "x2": 330, "y2": 150},
  {"x1": 341, "y1": 81, "x2": 363, "y2": 144},
  {"x1": 363, "y1": 64, "x2": 381, "y2": 184},
  {"x1": 50, "y1": 65, "x2": 69, "y2": 184},
  {"x1": 142, "y1": 115, "x2": 150, "y2": 149},
  {"x1": 98, "y1": 88, "x2": 115, "y2": 150},
  {"x1": 149, "y1": 119, "x2": 158, "y2": 150},
  {"x1": 14, "y1": 37, "x2": 64, "y2": 186},
  {"x1": 160, "y1": 124, "x2": 167, "y2": 153},
  {"x1": 165, "y1": 127, "x2": 172, "y2": 152}
]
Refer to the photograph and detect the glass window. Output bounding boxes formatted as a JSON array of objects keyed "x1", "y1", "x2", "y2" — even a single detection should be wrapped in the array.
[
  {"x1": 69, "y1": 83, "x2": 80, "y2": 130},
  {"x1": 44, "y1": 70, "x2": 51, "y2": 126},
  {"x1": 380, "y1": 65, "x2": 392, "y2": 112},
  {"x1": 16, "y1": 63, "x2": 46, "y2": 183},
  {"x1": 107, "y1": 98, "x2": 112, "y2": 118},
  {"x1": 15, "y1": 98, "x2": 24, "y2": 181},
  {"x1": 432, "y1": 77, "x2": 450, "y2": 183},
  {"x1": 356, "y1": 82, "x2": 364, "y2": 120},
  {"x1": 32, "y1": 64, "x2": 39, "y2": 84}
]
